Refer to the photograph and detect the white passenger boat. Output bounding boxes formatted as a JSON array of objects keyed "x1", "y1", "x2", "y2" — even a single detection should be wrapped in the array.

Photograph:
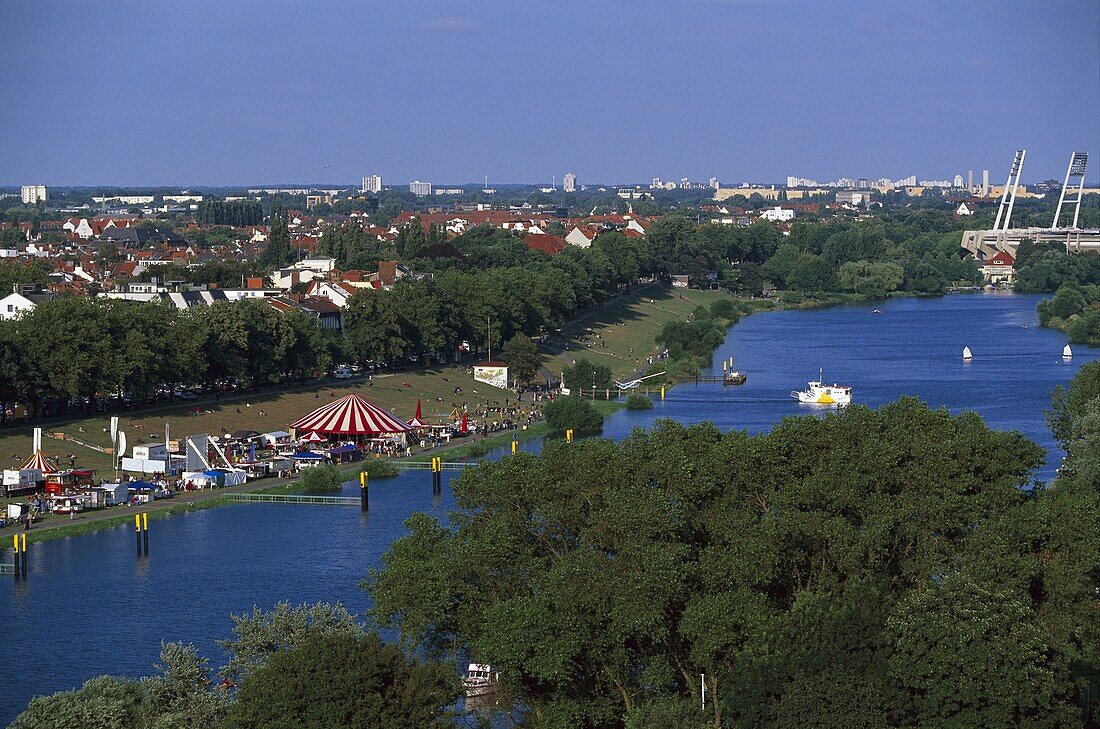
[
  {"x1": 463, "y1": 663, "x2": 500, "y2": 697},
  {"x1": 791, "y1": 371, "x2": 851, "y2": 406}
]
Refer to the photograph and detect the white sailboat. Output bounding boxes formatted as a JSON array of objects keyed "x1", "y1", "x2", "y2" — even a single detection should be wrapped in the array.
[
  {"x1": 1063, "y1": 345, "x2": 1072, "y2": 359},
  {"x1": 962, "y1": 346, "x2": 973, "y2": 361}
]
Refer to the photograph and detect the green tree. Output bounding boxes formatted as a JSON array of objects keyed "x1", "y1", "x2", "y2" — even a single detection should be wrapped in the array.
[
  {"x1": 501, "y1": 333, "x2": 540, "y2": 385},
  {"x1": 838, "y1": 260, "x2": 905, "y2": 298},
  {"x1": 395, "y1": 217, "x2": 426, "y2": 259},
  {"x1": 562, "y1": 356, "x2": 612, "y2": 391},
  {"x1": 1047, "y1": 361, "x2": 1100, "y2": 449},
  {"x1": 11, "y1": 676, "x2": 151, "y2": 729},
  {"x1": 223, "y1": 633, "x2": 457, "y2": 729},
  {"x1": 296, "y1": 463, "x2": 344, "y2": 493},
  {"x1": 141, "y1": 642, "x2": 228, "y2": 727},
  {"x1": 344, "y1": 289, "x2": 408, "y2": 364},
  {"x1": 888, "y1": 576, "x2": 1080, "y2": 726},
  {"x1": 217, "y1": 601, "x2": 366, "y2": 684},
  {"x1": 369, "y1": 400, "x2": 1092, "y2": 728},
  {"x1": 257, "y1": 214, "x2": 295, "y2": 270},
  {"x1": 542, "y1": 395, "x2": 604, "y2": 434}
]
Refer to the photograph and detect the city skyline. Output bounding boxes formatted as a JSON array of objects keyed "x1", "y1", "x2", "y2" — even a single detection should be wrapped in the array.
[{"x1": 1, "y1": 1, "x2": 1097, "y2": 186}]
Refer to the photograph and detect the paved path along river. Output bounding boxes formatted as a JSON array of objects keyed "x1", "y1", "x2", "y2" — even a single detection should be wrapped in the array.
[{"x1": 1, "y1": 292, "x2": 1095, "y2": 721}]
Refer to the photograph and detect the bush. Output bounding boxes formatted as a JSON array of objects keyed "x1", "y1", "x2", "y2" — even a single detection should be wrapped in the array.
[
  {"x1": 224, "y1": 633, "x2": 457, "y2": 729},
  {"x1": 666, "y1": 355, "x2": 705, "y2": 380},
  {"x1": 464, "y1": 440, "x2": 491, "y2": 458},
  {"x1": 360, "y1": 459, "x2": 399, "y2": 479},
  {"x1": 625, "y1": 392, "x2": 654, "y2": 410},
  {"x1": 709, "y1": 297, "x2": 741, "y2": 321},
  {"x1": 297, "y1": 464, "x2": 344, "y2": 492},
  {"x1": 543, "y1": 396, "x2": 604, "y2": 435}
]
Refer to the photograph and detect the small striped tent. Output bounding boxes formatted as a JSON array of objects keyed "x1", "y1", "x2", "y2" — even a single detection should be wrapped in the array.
[{"x1": 290, "y1": 393, "x2": 411, "y2": 437}]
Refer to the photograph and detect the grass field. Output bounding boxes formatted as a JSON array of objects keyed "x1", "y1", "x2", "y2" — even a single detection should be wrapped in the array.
[{"x1": 542, "y1": 286, "x2": 731, "y2": 382}]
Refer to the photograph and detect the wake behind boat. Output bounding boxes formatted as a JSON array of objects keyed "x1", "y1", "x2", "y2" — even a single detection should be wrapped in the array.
[{"x1": 791, "y1": 371, "x2": 851, "y2": 406}]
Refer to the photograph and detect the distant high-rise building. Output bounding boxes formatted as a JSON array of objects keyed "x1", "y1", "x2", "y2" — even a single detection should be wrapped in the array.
[
  {"x1": 20, "y1": 185, "x2": 47, "y2": 204},
  {"x1": 981, "y1": 169, "x2": 990, "y2": 197},
  {"x1": 563, "y1": 172, "x2": 576, "y2": 193},
  {"x1": 361, "y1": 175, "x2": 382, "y2": 193},
  {"x1": 953, "y1": 174, "x2": 964, "y2": 188},
  {"x1": 651, "y1": 178, "x2": 663, "y2": 189},
  {"x1": 679, "y1": 177, "x2": 690, "y2": 189},
  {"x1": 709, "y1": 177, "x2": 719, "y2": 189},
  {"x1": 409, "y1": 180, "x2": 432, "y2": 197},
  {"x1": 968, "y1": 170, "x2": 974, "y2": 190}
]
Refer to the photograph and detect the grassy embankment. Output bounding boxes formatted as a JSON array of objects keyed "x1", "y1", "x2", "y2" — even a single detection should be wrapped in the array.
[{"x1": 542, "y1": 287, "x2": 746, "y2": 386}]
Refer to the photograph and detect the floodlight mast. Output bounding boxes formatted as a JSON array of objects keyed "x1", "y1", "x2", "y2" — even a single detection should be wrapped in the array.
[
  {"x1": 993, "y1": 149, "x2": 1026, "y2": 234},
  {"x1": 1051, "y1": 152, "x2": 1088, "y2": 230}
]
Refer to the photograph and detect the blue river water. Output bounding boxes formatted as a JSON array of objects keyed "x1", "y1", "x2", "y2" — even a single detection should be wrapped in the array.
[{"x1": 0, "y1": 292, "x2": 1094, "y2": 722}]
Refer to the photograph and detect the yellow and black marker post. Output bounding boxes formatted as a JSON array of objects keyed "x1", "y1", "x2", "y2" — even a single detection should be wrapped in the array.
[
  {"x1": 360, "y1": 471, "x2": 368, "y2": 512},
  {"x1": 135, "y1": 514, "x2": 142, "y2": 557},
  {"x1": 142, "y1": 512, "x2": 149, "y2": 556},
  {"x1": 431, "y1": 457, "x2": 442, "y2": 494},
  {"x1": 511, "y1": 440, "x2": 518, "y2": 455},
  {"x1": 12, "y1": 534, "x2": 20, "y2": 579},
  {"x1": 21, "y1": 533, "x2": 27, "y2": 576},
  {"x1": 565, "y1": 429, "x2": 574, "y2": 444}
]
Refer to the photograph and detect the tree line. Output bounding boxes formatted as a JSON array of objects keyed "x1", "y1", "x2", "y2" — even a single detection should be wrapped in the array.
[
  {"x1": 0, "y1": 297, "x2": 339, "y2": 421},
  {"x1": 370, "y1": 375, "x2": 1100, "y2": 727},
  {"x1": 195, "y1": 200, "x2": 264, "y2": 228}
]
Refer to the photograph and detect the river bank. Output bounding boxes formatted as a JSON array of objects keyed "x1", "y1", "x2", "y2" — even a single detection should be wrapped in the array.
[{"x1": 3, "y1": 292, "x2": 1091, "y2": 724}]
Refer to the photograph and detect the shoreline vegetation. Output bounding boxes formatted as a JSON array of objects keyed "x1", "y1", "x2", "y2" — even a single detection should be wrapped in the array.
[{"x1": 0, "y1": 286, "x2": 999, "y2": 547}]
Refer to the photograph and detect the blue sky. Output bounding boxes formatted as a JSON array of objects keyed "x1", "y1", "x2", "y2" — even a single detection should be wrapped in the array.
[{"x1": 1, "y1": 0, "x2": 1096, "y2": 186}]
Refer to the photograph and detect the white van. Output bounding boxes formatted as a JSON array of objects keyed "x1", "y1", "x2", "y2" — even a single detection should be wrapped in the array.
[{"x1": 333, "y1": 366, "x2": 353, "y2": 379}]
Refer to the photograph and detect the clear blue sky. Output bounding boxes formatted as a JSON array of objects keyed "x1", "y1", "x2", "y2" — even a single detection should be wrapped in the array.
[{"x1": 1, "y1": 0, "x2": 1096, "y2": 187}]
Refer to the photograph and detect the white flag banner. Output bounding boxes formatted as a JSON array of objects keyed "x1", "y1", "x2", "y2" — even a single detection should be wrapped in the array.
[
  {"x1": 110, "y1": 416, "x2": 119, "y2": 442},
  {"x1": 117, "y1": 431, "x2": 127, "y2": 458}
]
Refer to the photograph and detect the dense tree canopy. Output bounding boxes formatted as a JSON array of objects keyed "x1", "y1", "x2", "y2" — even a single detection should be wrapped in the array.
[
  {"x1": 224, "y1": 633, "x2": 457, "y2": 729},
  {"x1": 0, "y1": 297, "x2": 338, "y2": 419},
  {"x1": 369, "y1": 399, "x2": 1096, "y2": 727}
]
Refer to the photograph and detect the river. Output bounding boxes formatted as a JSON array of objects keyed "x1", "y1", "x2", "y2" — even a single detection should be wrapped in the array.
[{"x1": 0, "y1": 292, "x2": 1094, "y2": 722}]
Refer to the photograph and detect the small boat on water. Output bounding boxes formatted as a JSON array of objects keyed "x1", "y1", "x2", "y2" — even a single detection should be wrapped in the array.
[
  {"x1": 725, "y1": 371, "x2": 747, "y2": 385},
  {"x1": 962, "y1": 346, "x2": 973, "y2": 361},
  {"x1": 1063, "y1": 345, "x2": 1072, "y2": 359},
  {"x1": 791, "y1": 371, "x2": 851, "y2": 406},
  {"x1": 871, "y1": 309, "x2": 883, "y2": 314},
  {"x1": 463, "y1": 664, "x2": 500, "y2": 697}
]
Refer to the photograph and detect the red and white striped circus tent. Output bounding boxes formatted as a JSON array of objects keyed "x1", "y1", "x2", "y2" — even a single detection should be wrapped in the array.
[
  {"x1": 20, "y1": 450, "x2": 57, "y2": 473},
  {"x1": 290, "y1": 393, "x2": 412, "y2": 437}
]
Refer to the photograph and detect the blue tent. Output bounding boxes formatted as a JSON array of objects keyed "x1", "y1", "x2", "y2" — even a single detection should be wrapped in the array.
[
  {"x1": 126, "y1": 480, "x2": 157, "y2": 491},
  {"x1": 202, "y1": 470, "x2": 224, "y2": 478},
  {"x1": 291, "y1": 452, "x2": 324, "y2": 460}
]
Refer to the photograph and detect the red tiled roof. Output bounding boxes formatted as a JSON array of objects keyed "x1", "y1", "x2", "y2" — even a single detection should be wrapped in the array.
[{"x1": 523, "y1": 233, "x2": 567, "y2": 255}]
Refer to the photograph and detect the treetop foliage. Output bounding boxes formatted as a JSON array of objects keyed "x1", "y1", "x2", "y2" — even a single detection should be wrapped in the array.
[{"x1": 369, "y1": 398, "x2": 1097, "y2": 727}]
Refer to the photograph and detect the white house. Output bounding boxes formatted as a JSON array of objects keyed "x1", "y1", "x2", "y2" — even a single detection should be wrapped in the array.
[
  {"x1": 759, "y1": 206, "x2": 796, "y2": 222},
  {"x1": 0, "y1": 286, "x2": 57, "y2": 320},
  {"x1": 565, "y1": 226, "x2": 597, "y2": 249},
  {"x1": 304, "y1": 280, "x2": 370, "y2": 308},
  {"x1": 956, "y1": 201, "x2": 976, "y2": 216}
]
